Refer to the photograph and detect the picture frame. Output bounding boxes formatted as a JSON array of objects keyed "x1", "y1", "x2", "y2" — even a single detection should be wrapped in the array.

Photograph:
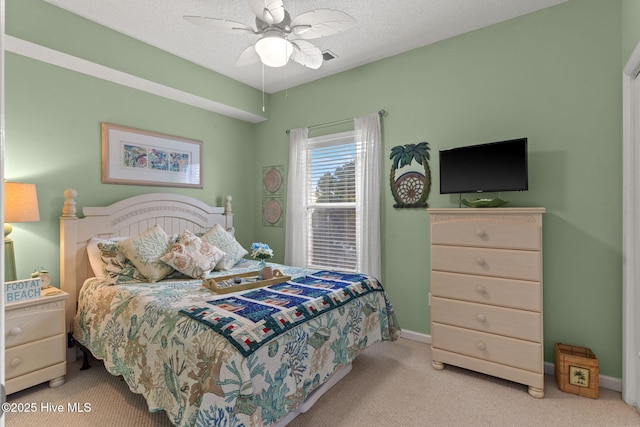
[
  {"x1": 262, "y1": 165, "x2": 285, "y2": 227},
  {"x1": 262, "y1": 197, "x2": 284, "y2": 227},
  {"x1": 262, "y1": 165, "x2": 284, "y2": 197},
  {"x1": 569, "y1": 365, "x2": 590, "y2": 388},
  {"x1": 101, "y1": 123, "x2": 203, "y2": 188}
]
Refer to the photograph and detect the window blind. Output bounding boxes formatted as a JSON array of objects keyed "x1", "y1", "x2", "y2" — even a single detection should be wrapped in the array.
[{"x1": 305, "y1": 132, "x2": 357, "y2": 272}]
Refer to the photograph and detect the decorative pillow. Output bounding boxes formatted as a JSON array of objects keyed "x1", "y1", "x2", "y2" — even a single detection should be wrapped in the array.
[
  {"x1": 201, "y1": 224, "x2": 248, "y2": 271},
  {"x1": 160, "y1": 229, "x2": 226, "y2": 279},
  {"x1": 98, "y1": 242, "x2": 146, "y2": 285},
  {"x1": 116, "y1": 224, "x2": 174, "y2": 282},
  {"x1": 87, "y1": 236, "x2": 128, "y2": 278}
]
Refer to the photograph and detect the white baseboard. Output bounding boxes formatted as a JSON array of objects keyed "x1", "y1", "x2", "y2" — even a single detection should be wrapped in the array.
[
  {"x1": 401, "y1": 329, "x2": 431, "y2": 344},
  {"x1": 401, "y1": 329, "x2": 622, "y2": 392}
]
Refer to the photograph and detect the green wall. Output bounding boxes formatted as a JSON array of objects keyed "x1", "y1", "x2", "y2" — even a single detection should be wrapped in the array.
[
  {"x1": 6, "y1": 0, "x2": 266, "y2": 119},
  {"x1": 622, "y1": 0, "x2": 640, "y2": 62},
  {"x1": 4, "y1": 0, "x2": 631, "y2": 379},
  {"x1": 255, "y1": 0, "x2": 625, "y2": 377},
  {"x1": 4, "y1": 0, "x2": 265, "y2": 284}
]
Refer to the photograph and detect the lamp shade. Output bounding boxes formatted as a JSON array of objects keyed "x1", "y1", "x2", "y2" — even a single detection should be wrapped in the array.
[
  {"x1": 255, "y1": 35, "x2": 293, "y2": 68},
  {"x1": 4, "y1": 182, "x2": 40, "y2": 223}
]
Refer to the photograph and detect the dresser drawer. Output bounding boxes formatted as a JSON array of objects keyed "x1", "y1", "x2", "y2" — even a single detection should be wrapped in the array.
[
  {"x1": 432, "y1": 297, "x2": 541, "y2": 341},
  {"x1": 431, "y1": 217, "x2": 541, "y2": 250},
  {"x1": 5, "y1": 334, "x2": 66, "y2": 380},
  {"x1": 5, "y1": 305, "x2": 65, "y2": 348},
  {"x1": 432, "y1": 323, "x2": 542, "y2": 373},
  {"x1": 431, "y1": 271, "x2": 540, "y2": 311},
  {"x1": 432, "y1": 246, "x2": 541, "y2": 281}
]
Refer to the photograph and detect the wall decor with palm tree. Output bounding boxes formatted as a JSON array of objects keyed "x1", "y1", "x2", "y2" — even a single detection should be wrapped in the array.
[
  {"x1": 569, "y1": 365, "x2": 590, "y2": 387},
  {"x1": 389, "y1": 141, "x2": 431, "y2": 208}
]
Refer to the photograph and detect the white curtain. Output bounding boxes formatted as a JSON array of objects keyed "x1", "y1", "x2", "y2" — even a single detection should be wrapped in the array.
[
  {"x1": 284, "y1": 127, "x2": 309, "y2": 267},
  {"x1": 354, "y1": 113, "x2": 382, "y2": 280}
]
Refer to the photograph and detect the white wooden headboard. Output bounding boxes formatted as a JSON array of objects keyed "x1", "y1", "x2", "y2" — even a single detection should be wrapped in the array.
[{"x1": 59, "y1": 189, "x2": 233, "y2": 332}]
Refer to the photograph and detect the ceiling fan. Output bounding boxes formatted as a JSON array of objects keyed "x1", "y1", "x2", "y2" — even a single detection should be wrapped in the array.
[{"x1": 184, "y1": 0, "x2": 356, "y2": 69}]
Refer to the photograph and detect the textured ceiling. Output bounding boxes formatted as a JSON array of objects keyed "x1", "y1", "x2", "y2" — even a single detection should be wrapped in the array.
[{"x1": 42, "y1": 0, "x2": 568, "y2": 94}]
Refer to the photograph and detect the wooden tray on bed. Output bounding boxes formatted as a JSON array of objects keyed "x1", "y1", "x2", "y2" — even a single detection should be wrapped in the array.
[{"x1": 203, "y1": 269, "x2": 291, "y2": 294}]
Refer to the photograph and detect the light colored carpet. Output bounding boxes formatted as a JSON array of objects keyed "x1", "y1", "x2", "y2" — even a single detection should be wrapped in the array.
[{"x1": 4, "y1": 338, "x2": 639, "y2": 426}]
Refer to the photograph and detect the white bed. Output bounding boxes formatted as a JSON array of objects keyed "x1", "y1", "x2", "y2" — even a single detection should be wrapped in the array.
[{"x1": 59, "y1": 189, "x2": 400, "y2": 426}]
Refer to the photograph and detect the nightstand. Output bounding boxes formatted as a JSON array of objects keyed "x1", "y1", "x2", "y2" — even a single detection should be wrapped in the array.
[{"x1": 4, "y1": 287, "x2": 69, "y2": 394}]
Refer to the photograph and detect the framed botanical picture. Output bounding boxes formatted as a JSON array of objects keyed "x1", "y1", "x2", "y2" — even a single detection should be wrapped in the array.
[{"x1": 101, "y1": 123, "x2": 203, "y2": 188}]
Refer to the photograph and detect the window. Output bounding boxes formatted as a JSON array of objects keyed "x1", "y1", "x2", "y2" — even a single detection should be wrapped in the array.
[
  {"x1": 307, "y1": 132, "x2": 357, "y2": 271},
  {"x1": 286, "y1": 112, "x2": 382, "y2": 279}
]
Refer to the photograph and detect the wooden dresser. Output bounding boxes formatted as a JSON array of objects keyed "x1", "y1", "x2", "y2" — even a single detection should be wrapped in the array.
[
  {"x1": 428, "y1": 208, "x2": 545, "y2": 398},
  {"x1": 5, "y1": 287, "x2": 68, "y2": 394}
]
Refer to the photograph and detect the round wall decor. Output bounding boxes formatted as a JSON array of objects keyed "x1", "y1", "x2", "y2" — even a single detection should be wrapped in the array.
[
  {"x1": 262, "y1": 165, "x2": 285, "y2": 227},
  {"x1": 263, "y1": 167, "x2": 283, "y2": 194},
  {"x1": 394, "y1": 171, "x2": 426, "y2": 205},
  {"x1": 263, "y1": 198, "x2": 282, "y2": 225}
]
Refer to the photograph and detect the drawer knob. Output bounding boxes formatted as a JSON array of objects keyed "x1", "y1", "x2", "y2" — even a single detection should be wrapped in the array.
[
  {"x1": 9, "y1": 327, "x2": 22, "y2": 336},
  {"x1": 476, "y1": 285, "x2": 486, "y2": 294},
  {"x1": 476, "y1": 342, "x2": 486, "y2": 351},
  {"x1": 476, "y1": 314, "x2": 486, "y2": 323},
  {"x1": 475, "y1": 257, "x2": 486, "y2": 266},
  {"x1": 476, "y1": 229, "x2": 486, "y2": 237},
  {"x1": 10, "y1": 358, "x2": 22, "y2": 368}
]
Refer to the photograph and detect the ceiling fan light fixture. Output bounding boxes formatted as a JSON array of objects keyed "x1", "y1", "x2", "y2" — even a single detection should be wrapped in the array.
[
  {"x1": 185, "y1": 2, "x2": 356, "y2": 71},
  {"x1": 255, "y1": 35, "x2": 293, "y2": 67}
]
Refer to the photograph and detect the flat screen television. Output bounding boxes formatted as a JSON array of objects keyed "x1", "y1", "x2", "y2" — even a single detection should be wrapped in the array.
[{"x1": 439, "y1": 138, "x2": 528, "y2": 194}]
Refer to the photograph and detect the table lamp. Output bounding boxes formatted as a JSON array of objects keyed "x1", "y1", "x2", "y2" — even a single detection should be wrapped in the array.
[{"x1": 4, "y1": 182, "x2": 40, "y2": 282}]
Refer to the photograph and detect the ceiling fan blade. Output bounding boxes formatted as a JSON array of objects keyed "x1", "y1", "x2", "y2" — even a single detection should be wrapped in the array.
[
  {"x1": 247, "y1": 0, "x2": 285, "y2": 25},
  {"x1": 290, "y1": 9, "x2": 356, "y2": 39},
  {"x1": 236, "y1": 45, "x2": 261, "y2": 67},
  {"x1": 290, "y1": 40, "x2": 323, "y2": 69},
  {"x1": 184, "y1": 16, "x2": 255, "y2": 34}
]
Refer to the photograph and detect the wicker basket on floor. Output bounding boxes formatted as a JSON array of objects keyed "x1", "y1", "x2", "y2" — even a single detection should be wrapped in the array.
[{"x1": 554, "y1": 343, "x2": 599, "y2": 399}]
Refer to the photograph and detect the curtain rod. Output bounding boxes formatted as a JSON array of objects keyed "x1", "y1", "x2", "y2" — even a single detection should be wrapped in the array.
[{"x1": 285, "y1": 109, "x2": 386, "y2": 134}]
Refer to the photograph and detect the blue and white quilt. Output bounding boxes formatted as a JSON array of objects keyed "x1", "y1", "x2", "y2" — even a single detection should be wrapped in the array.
[{"x1": 180, "y1": 271, "x2": 389, "y2": 357}]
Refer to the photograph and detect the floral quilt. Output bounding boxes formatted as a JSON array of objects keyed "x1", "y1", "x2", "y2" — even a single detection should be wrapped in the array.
[{"x1": 73, "y1": 260, "x2": 401, "y2": 426}]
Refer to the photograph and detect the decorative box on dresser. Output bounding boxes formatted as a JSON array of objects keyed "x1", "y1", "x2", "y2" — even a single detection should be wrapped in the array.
[
  {"x1": 4, "y1": 287, "x2": 69, "y2": 394},
  {"x1": 428, "y1": 208, "x2": 545, "y2": 398}
]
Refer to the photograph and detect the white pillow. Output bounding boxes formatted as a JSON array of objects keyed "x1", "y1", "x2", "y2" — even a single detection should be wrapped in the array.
[
  {"x1": 117, "y1": 225, "x2": 174, "y2": 282},
  {"x1": 87, "y1": 236, "x2": 128, "y2": 278},
  {"x1": 201, "y1": 224, "x2": 248, "y2": 271}
]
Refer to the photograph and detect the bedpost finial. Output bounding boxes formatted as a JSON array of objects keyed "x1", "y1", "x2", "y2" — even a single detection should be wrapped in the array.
[
  {"x1": 62, "y1": 188, "x2": 78, "y2": 217},
  {"x1": 224, "y1": 195, "x2": 233, "y2": 216}
]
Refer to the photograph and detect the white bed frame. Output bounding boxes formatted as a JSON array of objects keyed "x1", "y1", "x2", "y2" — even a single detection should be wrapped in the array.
[
  {"x1": 59, "y1": 189, "x2": 233, "y2": 333},
  {"x1": 58, "y1": 189, "x2": 351, "y2": 425}
]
